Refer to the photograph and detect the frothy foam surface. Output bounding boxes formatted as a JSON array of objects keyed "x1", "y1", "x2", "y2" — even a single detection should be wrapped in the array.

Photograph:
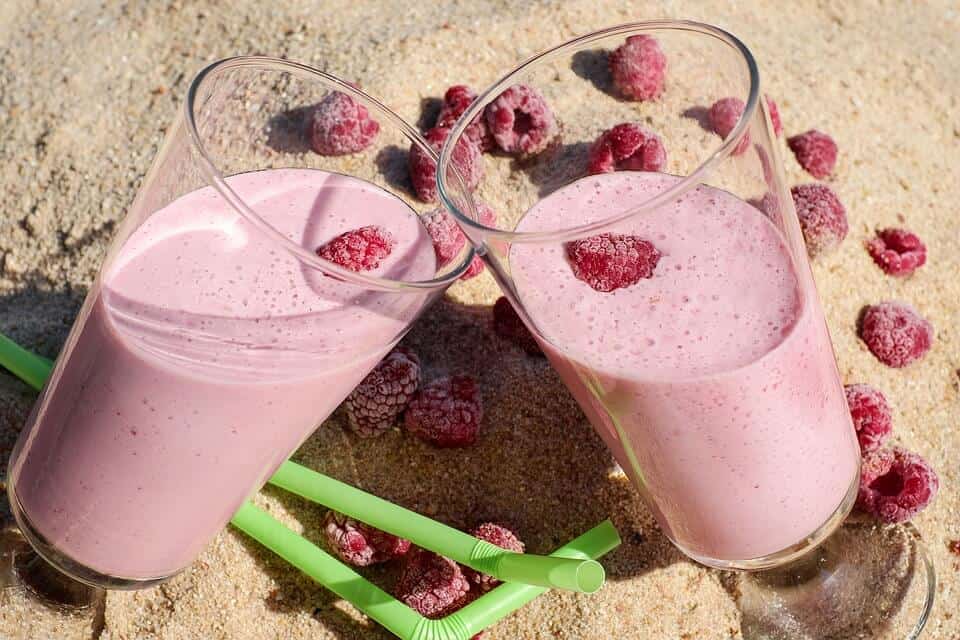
[{"x1": 512, "y1": 172, "x2": 801, "y2": 379}]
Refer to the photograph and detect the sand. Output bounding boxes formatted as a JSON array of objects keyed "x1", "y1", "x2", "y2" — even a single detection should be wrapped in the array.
[{"x1": 0, "y1": 1, "x2": 958, "y2": 638}]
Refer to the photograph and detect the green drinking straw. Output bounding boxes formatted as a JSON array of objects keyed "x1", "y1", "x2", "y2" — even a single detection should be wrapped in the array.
[
  {"x1": 233, "y1": 503, "x2": 619, "y2": 640},
  {"x1": 0, "y1": 333, "x2": 52, "y2": 393},
  {"x1": 0, "y1": 333, "x2": 618, "y2": 592},
  {"x1": 269, "y1": 461, "x2": 606, "y2": 593}
]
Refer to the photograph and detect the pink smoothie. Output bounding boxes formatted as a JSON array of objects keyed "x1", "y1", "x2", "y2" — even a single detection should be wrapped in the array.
[
  {"x1": 11, "y1": 169, "x2": 435, "y2": 580},
  {"x1": 510, "y1": 172, "x2": 859, "y2": 563}
]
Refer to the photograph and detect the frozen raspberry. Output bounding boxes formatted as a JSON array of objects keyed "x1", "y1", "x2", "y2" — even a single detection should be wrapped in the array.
[
  {"x1": 323, "y1": 511, "x2": 411, "y2": 566},
  {"x1": 566, "y1": 233, "x2": 661, "y2": 293},
  {"x1": 465, "y1": 523, "x2": 525, "y2": 592},
  {"x1": 859, "y1": 301, "x2": 934, "y2": 368},
  {"x1": 750, "y1": 192, "x2": 781, "y2": 220},
  {"x1": 708, "y1": 97, "x2": 749, "y2": 155},
  {"x1": 409, "y1": 126, "x2": 483, "y2": 203},
  {"x1": 765, "y1": 95, "x2": 782, "y2": 137},
  {"x1": 493, "y1": 296, "x2": 542, "y2": 356},
  {"x1": 317, "y1": 225, "x2": 395, "y2": 272},
  {"x1": 790, "y1": 184, "x2": 848, "y2": 257},
  {"x1": 309, "y1": 90, "x2": 380, "y2": 155},
  {"x1": 423, "y1": 202, "x2": 495, "y2": 280},
  {"x1": 461, "y1": 258, "x2": 485, "y2": 280},
  {"x1": 423, "y1": 208, "x2": 465, "y2": 266},
  {"x1": 843, "y1": 383, "x2": 893, "y2": 453},
  {"x1": 857, "y1": 447, "x2": 939, "y2": 524},
  {"x1": 345, "y1": 347, "x2": 421, "y2": 437},
  {"x1": 458, "y1": 202, "x2": 496, "y2": 280},
  {"x1": 787, "y1": 130, "x2": 838, "y2": 179},
  {"x1": 608, "y1": 35, "x2": 666, "y2": 102},
  {"x1": 395, "y1": 548, "x2": 471, "y2": 618},
  {"x1": 587, "y1": 123, "x2": 667, "y2": 174},
  {"x1": 436, "y1": 85, "x2": 493, "y2": 152},
  {"x1": 484, "y1": 84, "x2": 557, "y2": 156},
  {"x1": 404, "y1": 375, "x2": 483, "y2": 448},
  {"x1": 866, "y1": 228, "x2": 927, "y2": 277}
]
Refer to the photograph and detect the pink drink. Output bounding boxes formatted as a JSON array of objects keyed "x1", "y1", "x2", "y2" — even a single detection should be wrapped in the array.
[
  {"x1": 11, "y1": 169, "x2": 435, "y2": 580},
  {"x1": 510, "y1": 173, "x2": 859, "y2": 563}
]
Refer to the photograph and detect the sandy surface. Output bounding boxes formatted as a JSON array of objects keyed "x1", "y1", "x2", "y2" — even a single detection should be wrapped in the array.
[{"x1": 0, "y1": 1, "x2": 958, "y2": 638}]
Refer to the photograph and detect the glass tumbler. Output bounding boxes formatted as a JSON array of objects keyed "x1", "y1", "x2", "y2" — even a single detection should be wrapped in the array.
[
  {"x1": 437, "y1": 21, "x2": 934, "y2": 639},
  {"x1": 5, "y1": 56, "x2": 473, "y2": 606}
]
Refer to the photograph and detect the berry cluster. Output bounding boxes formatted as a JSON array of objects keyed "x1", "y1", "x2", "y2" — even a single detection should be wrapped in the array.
[
  {"x1": 408, "y1": 82, "x2": 560, "y2": 211},
  {"x1": 843, "y1": 383, "x2": 939, "y2": 524},
  {"x1": 344, "y1": 346, "x2": 483, "y2": 448},
  {"x1": 322, "y1": 510, "x2": 524, "y2": 639}
]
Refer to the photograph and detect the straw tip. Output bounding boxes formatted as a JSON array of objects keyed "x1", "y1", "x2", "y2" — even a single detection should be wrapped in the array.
[{"x1": 576, "y1": 560, "x2": 605, "y2": 594}]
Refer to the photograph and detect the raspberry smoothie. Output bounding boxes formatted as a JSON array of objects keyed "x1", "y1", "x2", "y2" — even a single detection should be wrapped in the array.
[
  {"x1": 11, "y1": 169, "x2": 435, "y2": 580},
  {"x1": 510, "y1": 172, "x2": 859, "y2": 563}
]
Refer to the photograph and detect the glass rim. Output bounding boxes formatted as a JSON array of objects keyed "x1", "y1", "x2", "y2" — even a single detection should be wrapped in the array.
[
  {"x1": 184, "y1": 56, "x2": 476, "y2": 292},
  {"x1": 436, "y1": 19, "x2": 761, "y2": 244}
]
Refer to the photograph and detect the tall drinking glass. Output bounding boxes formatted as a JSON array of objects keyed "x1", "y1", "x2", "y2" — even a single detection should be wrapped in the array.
[
  {"x1": 4, "y1": 57, "x2": 473, "y2": 607},
  {"x1": 438, "y1": 21, "x2": 934, "y2": 639}
]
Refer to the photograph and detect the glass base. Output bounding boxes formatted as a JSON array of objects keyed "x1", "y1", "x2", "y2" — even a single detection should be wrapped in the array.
[
  {"x1": 0, "y1": 526, "x2": 103, "y2": 611},
  {"x1": 728, "y1": 518, "x2": 936, "y2": 640},
  {"x1": 0, "y1": 525, "x2": 107, "y2": 639},
  {"x1": 8, "y1": 481, "x2": 174, "y2": 591}
]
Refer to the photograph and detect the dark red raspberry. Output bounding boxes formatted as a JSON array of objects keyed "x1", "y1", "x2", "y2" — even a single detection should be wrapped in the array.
[
  {"x1": 492, "y1": 296, "x2": 542, "y2": 356},
  {"x1": 422, "y1": 202, "x2": 496, "y2": 280},
  {"x1": 843, "y1": 383, "x2": 893, "y2": 453},
  {"x1": 323, "y1": 511, "x2": 411, "y2": 566},
  {"x1": 608, "y1": 35, "x2": 666, "y2": 102},
  {"x1": 409, "y1": 126, "x2": 483, "y2": 203},
  {"x1": 436, "y1": 85, "x2": 493, "y2": 152},
  {"x1": 765, "y1": 95, "x2": 782, "y2": 137},
  {"x1": 790, "y1": 184, "x2": 848, "y2": 257},
  {"x1": 345, "y1": 347, "x2": 421, "y2": 437},
  {"x1": 465, "y1": 523, "x2": 525, "y2": 592},
  {"x1": 708, "y1": 97, "x2": 749, "y2": 155},
  {"x1": 484, "y1": 84, "x2": 557, "y2": 156},
  {"x1": 859, "y1": 301, "x2": 934, "y2": 368},
  {"x1": 309, "y1": 90, "x2": 380, "y2": 155},
  {"x1": 395, "y1": 548, "x2": 471, "y2": 618},
  {"x1": 787, "y1": 130, "x2": 838, "y2": 179},
  {"x1": 317, "y1": 225, "x2": 395, "y2": 272},
  {"x1": 566, "y1": 233, "x2": 661, "y2": 293},
  {"x1": 404, "y1": 375, "x2": 483, "y2": 448},
  {"x1": 857, "y1": 446, "x2": 939, "y2": 524},
  {"x1": 587, "y1": 123, "x2": 667, "y2": 174},
  {"x1": 461, "y1": 257, "x2": 485, "y2": 280},
  {"x1": 866, "y1": 228, "x2": 927, "y2": 277}
]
